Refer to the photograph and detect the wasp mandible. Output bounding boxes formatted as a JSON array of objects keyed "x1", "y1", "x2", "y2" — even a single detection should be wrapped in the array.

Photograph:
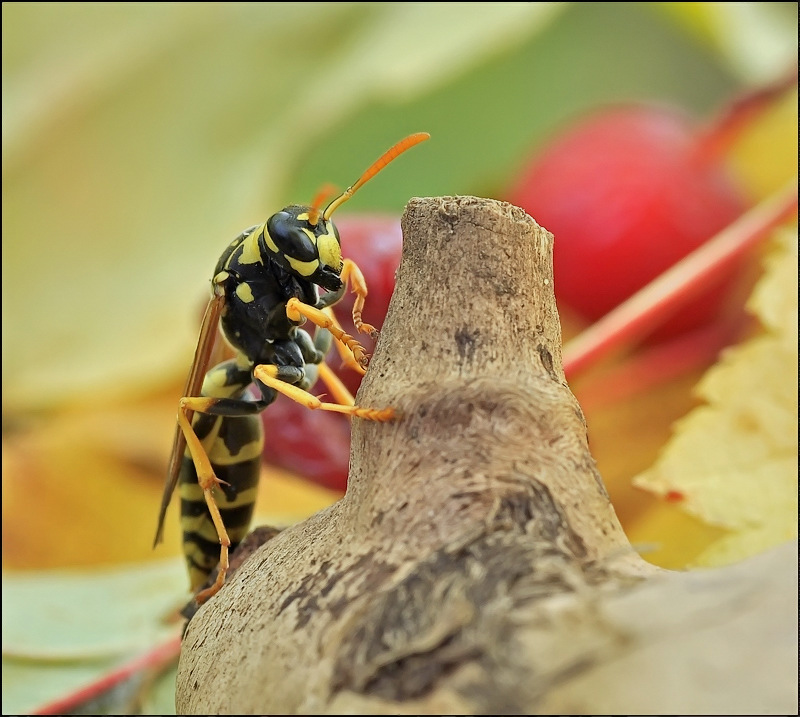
[{"x1": 153, "y1": 133, "x2": 430, "y2": 604}]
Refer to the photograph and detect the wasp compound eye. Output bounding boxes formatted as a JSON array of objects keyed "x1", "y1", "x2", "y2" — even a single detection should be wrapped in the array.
[
  {"x1": 266, "y1": 211, "x2": 317, "y2": 262},
  {"x1": 316, "y1": 224, "x2": 342, "y2": 272}
]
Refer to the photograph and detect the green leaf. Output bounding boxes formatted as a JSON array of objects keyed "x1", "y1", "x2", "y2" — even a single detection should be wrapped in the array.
[
  {"x1": 2, "y1": 560, "x2": 184, "y2": 659},
  {"x1": 2, "y1": 560, "x2": 184, "y2": 714}
]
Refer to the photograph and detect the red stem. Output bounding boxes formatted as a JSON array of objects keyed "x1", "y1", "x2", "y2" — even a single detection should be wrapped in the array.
[
  {"x1": 691, "y1": 67, "x2": 798, "y2": 167},
  {"x1": 563, "y1": 183, "x2": 798, "y2": 378},
  {"x1": 30, "y1": 634, "x2": 181, "y2": 716},
  {"x1": 574, "y1": 317, "x2": 743, "y2": 411}
]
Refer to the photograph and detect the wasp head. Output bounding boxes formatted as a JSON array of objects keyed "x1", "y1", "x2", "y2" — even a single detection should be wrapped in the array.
[{"x1": 265, "y1": 205, "x2": 343, "y2": 292}]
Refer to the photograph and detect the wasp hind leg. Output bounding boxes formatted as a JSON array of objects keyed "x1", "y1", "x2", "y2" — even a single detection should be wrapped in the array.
[
  {"x1": 315, "y1": 362, "x2": 360, "y2": 408},
  {"x1": 178, "y1": 363, "x2": 272, "y2": 605}
]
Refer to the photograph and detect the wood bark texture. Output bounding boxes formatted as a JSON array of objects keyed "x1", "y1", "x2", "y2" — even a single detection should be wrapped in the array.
[{"x1": 176, "y1": 196, "x2": 797, "y2": 715}]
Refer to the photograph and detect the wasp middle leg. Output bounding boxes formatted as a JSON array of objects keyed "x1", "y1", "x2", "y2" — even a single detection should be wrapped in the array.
[{"x1": 253, "y1": 362, "x2": 395, "y2": 421}]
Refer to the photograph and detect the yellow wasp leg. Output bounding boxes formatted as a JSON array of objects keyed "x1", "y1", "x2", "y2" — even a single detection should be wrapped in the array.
[
  {"x1": 287, "y1": 297, "x2": 370, "y2": 370},
  {"x1": 322, "y1": 307, "x2": 366, "y2": 376},
  {"x1": 253, "y1": 365, "x2": 395, "y2": 421},
  {"x1": 177, "y1": 396, "x2": 233, "y2": 604},
  {"x1": 340, "y1": 258, "x2": 378, "y2": 339},
  {"x1": 317, "y1": 361, "x2": 357, "y2": 406}
]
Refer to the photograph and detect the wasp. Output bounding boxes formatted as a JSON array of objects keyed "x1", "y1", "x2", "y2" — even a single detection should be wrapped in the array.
[{"x1": 153, "y1": 133, "x2": 430, "y2": 604}]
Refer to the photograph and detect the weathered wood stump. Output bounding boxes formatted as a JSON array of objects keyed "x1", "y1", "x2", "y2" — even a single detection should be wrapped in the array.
[{"x1": 177, "y1": 196, "x2": 797, "y2": 715}]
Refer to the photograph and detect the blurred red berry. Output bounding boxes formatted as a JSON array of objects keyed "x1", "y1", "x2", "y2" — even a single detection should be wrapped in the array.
[
  {"x1": 260, "y1": 395, "x2": 352, "y2": 492},
  {"x1": 263, "y1": 104, "x2": 753, "y2": 489},
  {"x1": 507, "y1": 104, "x2": 747, "y2": 339}
]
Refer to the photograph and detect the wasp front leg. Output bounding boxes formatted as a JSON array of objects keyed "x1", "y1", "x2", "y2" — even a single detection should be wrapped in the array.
[
  {"x1": 340, "y1": 258, "x2": 378, "y2": 339},
  {"x1": 318, "y1": 308, "x2": 367, "y2": 376},
  {"x1": 286, "y1": 297, "x2": 372, "y2": 370}
]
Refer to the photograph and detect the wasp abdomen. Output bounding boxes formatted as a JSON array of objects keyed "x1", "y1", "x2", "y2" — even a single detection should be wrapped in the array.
[
  {"x1": 179, "y1": 360, "x2": 266, "y2": 590},
  {"x1": 179, "y1": 409, "x2": 264, "y2": 590}
]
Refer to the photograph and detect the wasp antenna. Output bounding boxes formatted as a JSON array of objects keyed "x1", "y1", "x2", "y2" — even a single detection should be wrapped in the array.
[
  {"x1": 322, "y1": 132, "x2": 430, "y2": 220},
  {"x1": 307, "y1": 182, "x2": 338, "y2": 226}
]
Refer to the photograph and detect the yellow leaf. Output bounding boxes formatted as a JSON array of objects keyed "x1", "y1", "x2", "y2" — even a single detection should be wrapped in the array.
[
  {"x1": 746, "y1": 223, "x2": 799, "y2": 346},
  {"x1": 728, "y1": 89, "x2": 799, "y2": 202},
  {"x1": 634, "y1": 227, "x2": 798, "y2": 567}
]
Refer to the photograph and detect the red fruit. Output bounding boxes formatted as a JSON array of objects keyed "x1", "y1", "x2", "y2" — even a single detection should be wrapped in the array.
[
  {"x1": 260, "y1": 396, "x2": 352, "y2": 492},
  {"x1": 261, "y1": 215, "x2": 403, "y2": 491},
  {"x1": 507, "y1": 105, "x2": 747, "y2": 339},
  {"x1": 324, "y1": 215, "x2": 404, "y2": 394}
]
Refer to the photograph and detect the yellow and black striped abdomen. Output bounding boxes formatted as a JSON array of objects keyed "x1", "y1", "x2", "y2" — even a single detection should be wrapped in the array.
[{"x1": 180, "y1": 396, "x2": 264, "y2": 591}]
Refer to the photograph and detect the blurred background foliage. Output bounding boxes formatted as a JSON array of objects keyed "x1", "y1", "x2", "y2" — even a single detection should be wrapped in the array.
[{"x1": 2, "y1": 2, "x2": 797, "y2": 714}]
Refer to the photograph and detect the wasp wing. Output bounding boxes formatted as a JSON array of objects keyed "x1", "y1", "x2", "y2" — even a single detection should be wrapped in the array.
[{"x1": 153, "y1": 286, "x2": 226, "y2": 547}]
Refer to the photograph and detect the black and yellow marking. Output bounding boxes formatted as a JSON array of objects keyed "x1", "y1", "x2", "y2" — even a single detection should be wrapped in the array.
[
  {"x1": 179, "y1": 404, "x2": 263, "y2": 591},
  {"x1": 154, "y1": 133, "x2": 429, "y2": 606}
]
